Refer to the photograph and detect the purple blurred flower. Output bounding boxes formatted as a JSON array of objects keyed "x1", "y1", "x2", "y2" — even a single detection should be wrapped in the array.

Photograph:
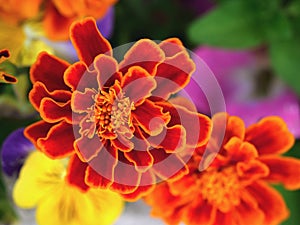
[
  {"x1": 184, "y1": 46, "x2": 300, "y2": 138},
  {"x1": 1, "y1": 128, "x2": 33, "y2": 176}
]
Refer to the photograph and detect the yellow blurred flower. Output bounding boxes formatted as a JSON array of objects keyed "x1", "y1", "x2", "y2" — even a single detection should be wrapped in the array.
[{"x1": 13, "y1": 151, "x2": 124, "y2": 225}]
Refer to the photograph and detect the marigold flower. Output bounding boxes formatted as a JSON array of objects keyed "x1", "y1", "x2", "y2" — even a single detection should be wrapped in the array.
[
  {"x1": 145, "y1": 113, "x2": 300, "y2": 225},
  {"x1": 24, "y1": 18, "x2": 211, "y2": 200},
  {"x1": 13, "y1": 150, "x2": 124, "y2": 225},
  {"x1": 0, "y1": 49, "x2": 17, "y2": 83}
]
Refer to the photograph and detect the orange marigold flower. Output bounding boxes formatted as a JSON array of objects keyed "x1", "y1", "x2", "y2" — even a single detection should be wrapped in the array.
[
  {"x1": 24, "y1": 18, "x2": 211, "y2": 201},
  {"x1": 145, "y1": 113, "x2": 300, "y2": 225},
  {"x1": 0, "y1": 49, "x2": 17, "y2": 83}
]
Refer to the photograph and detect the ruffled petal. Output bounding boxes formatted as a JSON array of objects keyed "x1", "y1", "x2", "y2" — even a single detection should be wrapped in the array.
[
  {"x1": 71, "y1": 89, "x2": 96, "y2": 113},
  {"x1": 64, "y1": 61, "x2": 88, "y2": 91},
  {"x1": 70, "y1": 17, "x2": 112, "y2": 66},
  {"x1": 122, "y1": 66, "x2": 156, "y2": 105},
  {"x1": 246, "y1": 181, "x2": 289, "y2": 225},
  {"x1": 158, "y1": 38, "x2": 185, "y2": 57},
  {"x1": 65, "y1": 154, "x2": 89, "y2": 191},
  {"x1": 119, "y1": 39, "x2": 164, "y2": 75},
  {"x1": 235, "y1": 199, "x2": 265, "y2": 225},
  {"x1": 74, "y1": 135, "x2": 104, "y2": 162},
  {"x1": 133, "y1": 99, "x2": 170, "y2": 136},
  {"x1": 37, "y1": 122, "x2": 75, "y2": 158},
  {"x1": 260, "y1": 155, "x2": 300, "y2": 190},
  {"x1": 40, "y1": 98, "x2": 72, "y2": 123},
  {"x1": 152, "y1": 51, "x2": 195, "y2": 99},
  {"x1": 124, "y1": 149, "x2": 154, "y2": 172},
  {"x1": 245, "y1": 116, "x2": 294, "y2": 155},
  {"x1": 183, "y1": 200, "x2": 216, "y2": 225},
  {"x1": 30, "y1": 52, "x2": 70, "y2": 92}
]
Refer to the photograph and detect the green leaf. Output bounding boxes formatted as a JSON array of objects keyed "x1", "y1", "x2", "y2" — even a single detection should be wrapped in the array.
[
  {"x1": 269, "y1": 38, "x2": 300, "y2": 96},
  {"x1": 187, "y1": 0, "x2": 265, "y2": 48}
]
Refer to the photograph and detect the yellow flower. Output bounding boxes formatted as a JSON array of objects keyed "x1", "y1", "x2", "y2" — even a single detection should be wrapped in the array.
[{"x1": 13, "y1": 151, "x2": 124, "y2": 225}]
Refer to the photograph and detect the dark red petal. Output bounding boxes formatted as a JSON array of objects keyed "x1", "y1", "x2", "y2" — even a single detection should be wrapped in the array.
[
  {"x1": 85, "y1": 144, "x2": 118, "y2": 188},
  {"x1": 148, "y1": 125, "x2": 186, "y2": 153},
  {"x1": 64, "y1": 61, "x2": 88, "y2": 91},
  {"x1": 1, "y1": 73, "x2": 17, "y2": 83},
  {"x1": 158, "y1": 38, "x2": 185, "y2": 57},
  {"x1": 152, "y1": 51, "x2": 195, "y2": 99},
  {"x1": 111, "y1": 135, "x2": 134, "y2": 152},
  {"x1": 74, "y1": 135, "x2": 103, "y2": 162},
  {"x1": 29, "y1": 82, "x2": 71, "y2": 111},
  {"x1": 246, "y1": 181, "x2": 289, "y2": 225},
  {"x1": 133, "y1": 99, "x2": 170, "y2": 136},
  {"x1": 151, "y1": 148, "x2": 188, "y2": 182},
  {"x1": 121, "y1": 170, "x2": 156, "y2": 201},
  {"x1": 66, "y1": 154, "x2": 89, "y2": 192},
  {"x1": 94, "y1": 54, "x2": 121, "y2": 88},
  {"x1": 40, "y1": 98, "x2": 72, "y2": 123},
  {"x1": 71, "y1": 89, "x2": 95, "y2": 113},
  {"x1": 30, "y1": 52, "x2": 70, "y2": 92},
  {"x1": 124, "y1": 149, "x2": 154, "y2": 172},
  {"x1": 184, "y1": 200, "x2": 216, "y2": 225},
  {"x1": 157, "y1": 101, "x2": 211, "y2": 148},
  {"x1": 213, "y1": 210, "x2": 234, "y2": 225},
  {"x1": 70, "y1": 17, "x2": 112, "y2": 66},
  {"x1": 37, "y1": 121, "x2": 75, "y2": 158},
  {"x1": 245, "y1": 116, "x2": 294, "y2": 155},
  {"x1": 119, "y1": 39, "x2": 164, "y2": 75},
  {"x1": 121, "y1": 66, "x2": 156, "y2": 105},
  {"x1": 260, "y1": 155, "x2": 300, "y2": 190},
  {"x1": 24, "y1": 121, "x2": 54, "y2": 148}
]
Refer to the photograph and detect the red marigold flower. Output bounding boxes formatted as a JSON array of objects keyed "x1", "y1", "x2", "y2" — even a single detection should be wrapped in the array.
[
  {"x1": 145, "y1": 113, "x2": 300, "y2": 225},
  {"x1": 0, "y1": 49, "x2": 18, "y2": 84},
  {"x1": 24, "y1": 18, "x2": 211, "y2": 200}
]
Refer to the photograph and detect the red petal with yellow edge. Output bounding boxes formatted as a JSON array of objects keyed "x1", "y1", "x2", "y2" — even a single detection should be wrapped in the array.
[
  {"x1": 37, "y1": 121, "x2": 75, "y2": 159},
  {"x1": 245, "y1": 116, "x2": 294, "y2": 155},
  {"x1": 24, "y1": 121, "x2": 54, "y2": 148},
  {"x1": 158, "y1": 38, "x2": 185, "y2": 57},
  {"x1": 29, "y1": 82, "x2": 71, "y2": 111},
  {"x1": 30, "y1": 52, "x2": 70, "y2": 92},
  {"x1": 94, "y1": 54, "x2": 121, "y2": 88},
  {"x1": 124, "y1": 149, "x2": 154, "y2": 172},
  {"x1": 64, "y1": 61, "x2": 88, "y2": 91},
  {"x1": 71, "y1": 89, "x2": 95, "y2": 113},
  {"x1": 152, "y1": 52, "x2": 195, "y2": 99},
  {"x1": 122, "y1": 66, "x2": 156, "y2": 105},
  {"x1": 85, "y1": 144, "x2": 118, "y2": 188},
  {"x1": 148, "y1": 125, "x2": 186, "y2": 153},
  {"x1": 133, "y1": 99, "x2": 170, "y2": 136},
  {"x1": 246, "y1": 181, "x2": 289, "y2": 225},
  {"x1": 260, "y1": 155, "x2": 300, "y2": 190},
  {"x1": 119, "y1": 39, "x2": 164, "y2": 75},
  {"x1": 66, "y1": 154, "x2": 89, "y2": 191},
  {"x1": 235, "y1": 199, "x2": 265, "y2": 225},
  {"x1": 121, "y1": 170, "x2": 155, "y2": 201},
  {"x1": 157, "y1": 101, "x2": 211, "y2": 148},
  {"x1": 74, "y1": 135, "x2": 103, "y2": 162},
  {"x1": 70, "y1": 17, "x2": 112, "y2": 66},
  {"x1": 40, "y1": 98, "x2": 72, "y2": 123},
  {"x1": 184, "y1": 200, "x2": 216, "y2": 225},
  {"x1": 111, "y1": 135, "x2": 134, "y2": 152},
  {"x1": 43, "y1": 2, "x2": 73, "y2": 40},
  {"x1": 151, "y1": 148, "x2": 188, "y2": 182}
]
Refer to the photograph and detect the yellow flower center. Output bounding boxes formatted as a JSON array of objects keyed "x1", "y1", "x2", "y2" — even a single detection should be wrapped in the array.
[
  {"x1": 94, "y1": 85, "x2": 134, "y2": 137},
  {"x1": 199, "y1": 167, "x2": 241, "y2": 213}
]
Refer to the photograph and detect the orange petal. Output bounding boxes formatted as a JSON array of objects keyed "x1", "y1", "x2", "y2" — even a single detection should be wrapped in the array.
[
  {"x1": 260, "y1": 155, "x2": 300, "y2": 190},
  {"x1": 158, "y1": 38, "x2": 185, "y2": 57},
  {"x1": 30, "y1": 52, "x2": 70, "y2": 92},
  {"x1": 213, "y1": 210, "x2": 234, "y2": 225},
  {"x1": 119, "y1": 39, "x2": 164, "y2": 75},
  {"x1": 245, "y1": 116, "x2": 295, "y2": 155},
  {"x1": 237, "y1": 160, "x2": 269, "y2": 184},
  {"x1": 37, "y1": 121, "x2": 75, "y2": 158},
  {"x1": 40, "y1": 98, "x2": 72, "y2": 123},
  {"x1": 246, "y1": 181, "x2": 289, "y2": 225},
  {"x1": 66, "y1": 154, "x2": 89, "y2": 191},
  {"x1": 235, "y1": 200, "x2": 265, "y2": 225},
  {"x1": 122, "y1": 66, "x2": 156, "y2": 105},
  {"x1": 70, "y1": 17, "x2": 112, "y2": 66},
  {"x1": 152, "y1": 51, "x2": 195, "y2": 99},
  {"x1": 183, "y1": 200, "x2": 216, "y2": 225}
]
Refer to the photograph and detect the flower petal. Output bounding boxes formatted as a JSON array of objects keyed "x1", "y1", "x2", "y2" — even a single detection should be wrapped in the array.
[
  {"x1": 74, "y1": 135, "x2": 104, "y2": 162},
  {"x1": 64, "y1": 61, "x2": 88, "y2": 91},
  {"x1": 119, "y1": 39, "x2": 164, "y2": 75},
  {"x1": 65, "y1": 154, "x2": 89, "y2": 191},
  {"x1": 71, "y1": 88, "x2": 95, "y2": 113},
  {"x1": 158, "y1": 38, "x2": 185, "y2": 57},
  {"x1": 260, "y1": 155, "x2": 300, "y2": 190},
  {"x1": 183, "y1": 200, "x2": 216, "y2": 225},
  {"x1": 246, "y1": 181, "x2": 289, "y2": 225},
  {"x1": 37, "y1": 122, "x2": 75, "y2": 158},
  {"x1": 40, "y1": 98, "x2": 72, "y2": 123},
  {"x1": 152, "y1": 51, "x2": 195, "y2": 99},
  {"x1": 245, "y1": 116, "x2": 294, "y2": 155},
  {"x1": 235, "y1": 199, "x2": 265, "y2": 225},
  {"x1": 70, "y1": 17, "x2": 112, "y2": 66},
  {"x1": 122, "y1": 66, "x2": 156, "y2": 105},
  {"x1": 124, "y1": 149, "x2": 154, "y2": 172},
  {"x1": 30, "y1": 52, "x2": 70, "y2": 92}
]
